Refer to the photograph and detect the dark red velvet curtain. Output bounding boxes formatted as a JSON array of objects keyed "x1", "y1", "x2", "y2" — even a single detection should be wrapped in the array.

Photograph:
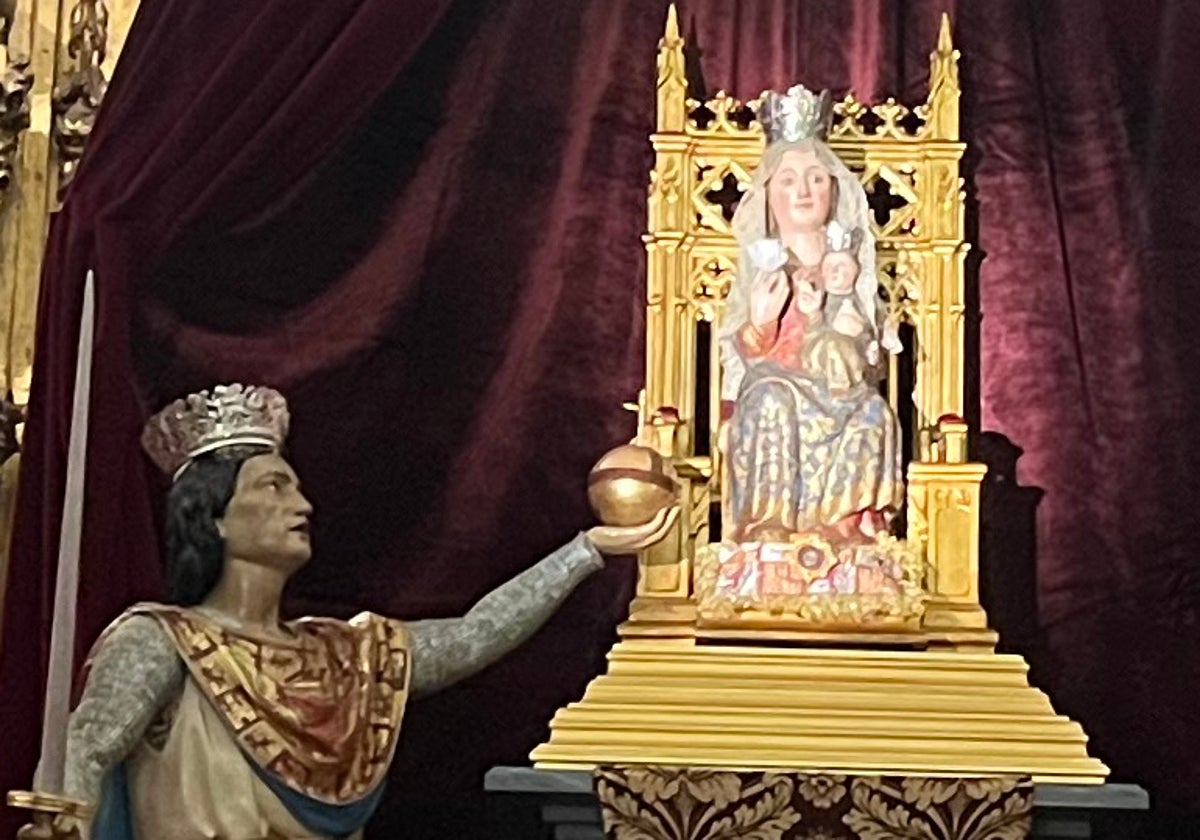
[{"x1": 3, "y1": 0, "x2": 1200, "y2": 837}]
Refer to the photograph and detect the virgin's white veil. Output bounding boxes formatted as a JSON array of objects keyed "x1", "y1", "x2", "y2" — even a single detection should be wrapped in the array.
[{"x1": 719, "y1": 138, "x2": 877, "y2": 400}]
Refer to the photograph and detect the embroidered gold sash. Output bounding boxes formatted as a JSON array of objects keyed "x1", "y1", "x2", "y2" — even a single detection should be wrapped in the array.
[{"x1": 90, "y1": 604, "x2": 410, "y2": 805}]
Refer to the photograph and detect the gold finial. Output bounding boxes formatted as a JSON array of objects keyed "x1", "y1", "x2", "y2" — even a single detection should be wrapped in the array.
[
  {"x1": 656, "y1": 3, "x2": 687, "y2": 131},
  {"x1": 622, "y1": 389, "x2": 649, "y2": 441},
  {"x1": 663, "y1": 3, "x2": 680, "y2": 44},
  {"x1": 926, "y1": 12, "x2": 960, "y2": 140},
  {"x1": 937, "y1": 13, "x2": 953, "y2": 55}
]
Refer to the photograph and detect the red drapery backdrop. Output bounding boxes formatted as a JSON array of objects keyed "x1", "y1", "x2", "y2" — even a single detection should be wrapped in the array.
[{"x1": 3, "y1": 0, "x2": 1199, "y2": 836}]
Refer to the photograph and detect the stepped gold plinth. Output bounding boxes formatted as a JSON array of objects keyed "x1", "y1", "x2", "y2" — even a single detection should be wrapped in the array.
[{"x1": 532, "y1": 641, "x2": 1109, "y2": 784}]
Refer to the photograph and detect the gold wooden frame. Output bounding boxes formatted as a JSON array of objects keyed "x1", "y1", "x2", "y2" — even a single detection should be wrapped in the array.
[
  {"x1": 0, "y1": 0, "x2": 131, "y2": 408},
  {"x1": 630, "y1": 8, "x2": 990, "y2": 647}
]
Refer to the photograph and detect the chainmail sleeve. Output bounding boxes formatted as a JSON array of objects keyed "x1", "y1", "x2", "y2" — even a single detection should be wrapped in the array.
[
  {"x1": 60, "y1": 614, "x2": 185, "y2": 804},
  {"x1": 407, "y1": 533, "x2": 604, "y2": 697}
]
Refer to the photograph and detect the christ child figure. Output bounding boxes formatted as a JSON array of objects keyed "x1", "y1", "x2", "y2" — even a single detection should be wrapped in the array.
[
  {"x1": 795, "y1": 223, "x2": 870, "y2": 393},
  {"x1": 821, "y1": 222, "x2": 872, "y2": 343}
]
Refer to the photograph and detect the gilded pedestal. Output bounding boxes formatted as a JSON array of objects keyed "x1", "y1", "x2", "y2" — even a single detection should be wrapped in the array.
[{"x1": 532, "y1": 642, "x2": 1107, "y2": 783}]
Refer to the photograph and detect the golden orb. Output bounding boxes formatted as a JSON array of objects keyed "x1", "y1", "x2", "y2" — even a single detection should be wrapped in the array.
[{"x1": 587, "y1": 443, "x2": 678, "y2": 527}]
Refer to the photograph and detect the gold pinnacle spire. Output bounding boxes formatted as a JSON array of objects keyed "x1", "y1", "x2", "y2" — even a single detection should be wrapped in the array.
[
  {"x1": 663, "y1": 3, "x2": 680, "y2": 44},
  {"x1": 937, "y1": 12, "x2": 953, "y2": 54}
]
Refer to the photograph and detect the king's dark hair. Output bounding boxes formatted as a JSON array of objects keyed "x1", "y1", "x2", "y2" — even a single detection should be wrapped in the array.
[{"x1": 164, "y1": 444, "x2": 271, "y2": 605}]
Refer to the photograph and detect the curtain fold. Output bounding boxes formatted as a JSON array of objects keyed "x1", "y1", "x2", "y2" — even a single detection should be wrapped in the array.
[{"x1": 2, "y1": 0, "x2": 1198, "y2": 836}]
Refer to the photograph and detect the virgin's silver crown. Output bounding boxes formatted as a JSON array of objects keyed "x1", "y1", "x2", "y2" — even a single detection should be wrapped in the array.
[{"x1": 759, "y1": 84, "x2": 833, "y2": 143}]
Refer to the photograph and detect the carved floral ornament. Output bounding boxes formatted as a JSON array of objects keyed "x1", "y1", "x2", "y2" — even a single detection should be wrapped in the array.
[
  {"x1": 0, "y1": 5, "x2": 32, "y2": 199},
  {"x1": 682, "y1": 90, "x2": 933, "y2": 142},
  {"x1": 52, "y1": 0, "x2": 109, "y2": 200},
  {"x1": 594, "y1": 766, "x2": 1033, "y2": 840},
  {"x1": 0, "y1": 54, "x2": 31, "y2": 195},
  {"x1": 0, "y1": 0, "x2": 109, "y2": 203},
  {"x1": 687, "y1": 156, "x2": 923, "y2": 243},
  {"x1": 689, "y1": 254, "x2": 735, "y2": 320}
]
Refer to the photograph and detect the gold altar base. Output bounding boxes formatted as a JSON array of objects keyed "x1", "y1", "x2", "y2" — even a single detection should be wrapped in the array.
[
  {"x1": 532, "y1": 641, "x2": 1109, "y2": 784},
  {"x1": 621, "y1": 597, "x2": 1000, "y2": 650},
  {"x1": 689, "y1": 622, "x2": 999, "y2": 651}
]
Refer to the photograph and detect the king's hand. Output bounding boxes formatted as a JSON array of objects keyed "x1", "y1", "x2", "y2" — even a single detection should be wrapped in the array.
[
  {"x1": 587, "y1": 505, "x2": 679, "y2": 555},
  {"x1": 16, "y1": 815, "x2": 82, "y2": 840},
  {"x1": 9, "y1": 792, "x2": 91, "y2": 840}
]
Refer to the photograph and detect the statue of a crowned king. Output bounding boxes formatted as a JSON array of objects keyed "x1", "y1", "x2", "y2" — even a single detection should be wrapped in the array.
[{"x1": 14, "y1": 384, "x2": 676, "y2": 840}]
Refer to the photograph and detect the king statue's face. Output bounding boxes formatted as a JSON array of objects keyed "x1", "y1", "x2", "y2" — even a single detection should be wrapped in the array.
[
  {"x1": 767, "y1": 148, "x2": 834, "y2": 235},
  {"x1": 218, "y1": 453, "x2": 314, "y2": 571}
]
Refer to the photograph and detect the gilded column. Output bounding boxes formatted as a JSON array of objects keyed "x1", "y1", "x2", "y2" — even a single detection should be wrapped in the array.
[
  {"x1": 905, "y1": 18, "x2": 989, "y2": 643},
  {"x1": 909, "y1": 409, "x2": 990, "y2": 642},
  {"x1": 924, "y1": 13, "x2": 966, "y2": 425},
  {"x1": 627, "y1": 5, "x2": 696, "y2": 632}
]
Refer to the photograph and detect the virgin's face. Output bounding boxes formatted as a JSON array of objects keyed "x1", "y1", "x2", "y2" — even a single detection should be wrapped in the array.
[
  {"x1": 767, "y1": 149, "x2": 834, "y2": 235},
  {"x1": 218, "y1": 453, "x2": 314, "y2": 571}
]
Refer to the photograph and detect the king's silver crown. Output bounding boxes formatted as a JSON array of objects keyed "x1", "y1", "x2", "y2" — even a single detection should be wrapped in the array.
[{"x1": 142, "y1": 383, "x2": 290, "y2": 479}]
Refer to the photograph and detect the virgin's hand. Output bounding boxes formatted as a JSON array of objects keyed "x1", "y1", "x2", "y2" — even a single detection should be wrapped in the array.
[
  {"x1": 881, "y1": 317, "x2": 903, "y2": 355},
  {"x1": 749, "y1": 270, "x2": 789, "y2": 327},
  {"x1": 716, "y1": 420, "x2": 731, "y2": 454},
  {"x1": 588, "y1": 505, "x2": 680, "y2": 555}
]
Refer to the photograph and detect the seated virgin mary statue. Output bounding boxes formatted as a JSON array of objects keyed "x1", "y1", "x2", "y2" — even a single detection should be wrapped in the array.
[
  {"x1": 17, "y1": 385, "x2": 674, "y2": 840},
  {"x1": 702, "y1": 87, "x2": 918, "y2": 622}
]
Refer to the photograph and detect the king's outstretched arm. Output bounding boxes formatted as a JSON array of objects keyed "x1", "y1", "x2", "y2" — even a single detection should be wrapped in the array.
[
  {"x1": 59, "y1": 616, "x2": 184, "y2": 806},
  {"x1": 406, "y1": 533, "x2": 604, "y2": 697},
  {"x1": 405, "y1": 506, "x2": 677, "y2": 697}
]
